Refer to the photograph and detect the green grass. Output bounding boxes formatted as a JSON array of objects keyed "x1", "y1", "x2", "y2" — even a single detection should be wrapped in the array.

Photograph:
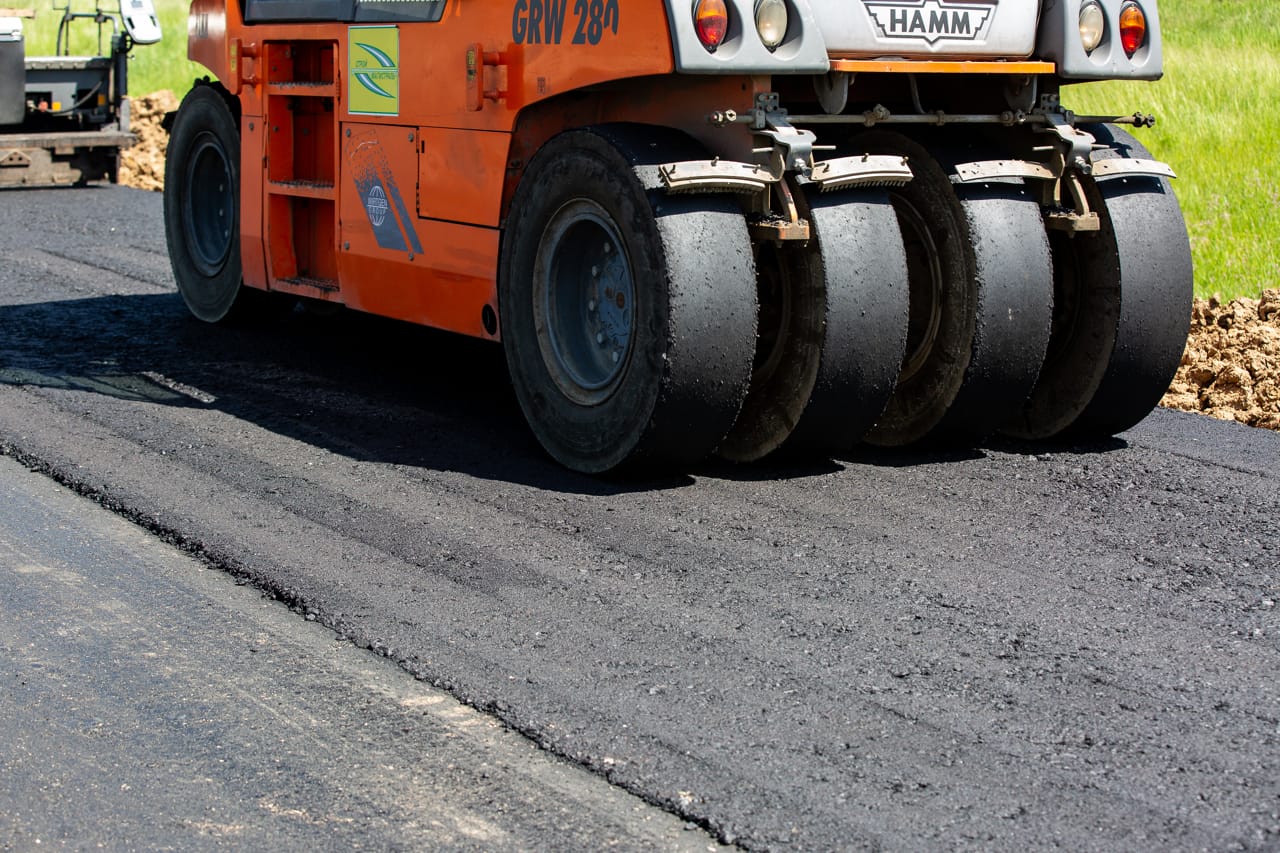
[
  {"x1": 9, "y1": 0, "x2": 1274, "y2": 298},
  {"x1": 1062, "y1": 0, "x2": 1279, "y2": 299}
]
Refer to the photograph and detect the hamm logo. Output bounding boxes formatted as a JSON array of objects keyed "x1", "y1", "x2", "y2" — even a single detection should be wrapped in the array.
[{"x1": 864, "y1": 0, "x2": 997, "y2": 44}]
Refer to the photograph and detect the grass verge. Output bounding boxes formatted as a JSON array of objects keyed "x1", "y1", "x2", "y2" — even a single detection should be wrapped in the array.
[{"x1": 1068, "y1": 0, "x2": 1280, "y2": 299}]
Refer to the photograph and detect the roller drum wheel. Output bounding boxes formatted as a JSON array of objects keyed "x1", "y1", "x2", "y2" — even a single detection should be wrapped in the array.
[
  {"x1": 720, "y1": 186, "x2": 909, "y2": 460},
  {"x1": 715, "y1": 231, "x2": 825, "y2": 462},
  {"x1": 932, "y1": 178, "x2": 1054, "y2": 442},
  {"x1": 1004, "y1": 125, "x2": 1193, "y2": 440},
  {"x1": 787, "y1": 188, "x2": 910, "y2": 452},
  {"x1": 859, "y1": 133, "x2": 1054, "y2": 446},
  {"x1": 500, "y1": 126, "x2": 757, "y2": 474},
  {"x1": 164, "y1": 83, "x2": 255, "y2": 324}
]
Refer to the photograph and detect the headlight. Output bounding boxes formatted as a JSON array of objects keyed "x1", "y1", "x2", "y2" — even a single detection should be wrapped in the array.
[
  {"x1": 1119, "y1": 1, "x2": 1147, "y2": 57},
  {"x1": 755, "y1": 0, "x2": 788, "y2": 50},
  {"x1": 694, "y1": 0, "x2": 729, "y2": 53},
  {"x1": 1078, "y1": 1, "x2": 1105, "y2": 53}
]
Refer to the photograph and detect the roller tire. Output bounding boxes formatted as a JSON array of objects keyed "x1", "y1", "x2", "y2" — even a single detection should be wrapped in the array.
[
  {"x1": 499, "y1": 126, "x2": 757, "y2": 474},
  {"x1": 163, "y1": 83, "x2": 257, "y2": 324},
  {"x1": 860, "y1": 133, "x2": 974, "y2": 446},
  {"x1": 932, "y1": 174, "x2": 1054, "y2": 442},
  {"x1": 1004, "y1": 125, "x2": 1193, "y2": 440},
  {"x1": 787, "y1": 187, "x2": 910, "y2": 451},
  {"x1": 715, "y1": 230, "x2": 825, "y2": 462},
  {"x1": 858, "y1": 133, "x2": 1053, "y2": 446}
]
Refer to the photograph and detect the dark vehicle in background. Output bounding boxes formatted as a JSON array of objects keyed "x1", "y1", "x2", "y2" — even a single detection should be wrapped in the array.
[{"x1": 0, "y1": 0, "x2": 159, "y2": 186}]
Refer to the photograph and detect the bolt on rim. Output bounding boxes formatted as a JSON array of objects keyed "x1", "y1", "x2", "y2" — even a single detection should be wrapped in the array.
[
  {"x1": 183, "y1": 133, "x2": 234, "y2": 276},
  {"x1": 532, "y1": 199, "x2": 635, "y2": 406}
]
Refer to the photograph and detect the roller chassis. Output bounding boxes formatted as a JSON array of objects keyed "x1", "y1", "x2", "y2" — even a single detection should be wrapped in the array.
[{"x1": 164, "y1": 0, "x2": 1193, "y2": 473}]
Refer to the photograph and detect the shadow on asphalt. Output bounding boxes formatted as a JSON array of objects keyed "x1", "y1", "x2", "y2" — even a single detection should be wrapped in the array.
[
  {"x1": 0, "y1": 292, "x2": 688, "y2": 494},
  {"x1": 0, "y1": 291, "x2": 1129, "y2": 492}
]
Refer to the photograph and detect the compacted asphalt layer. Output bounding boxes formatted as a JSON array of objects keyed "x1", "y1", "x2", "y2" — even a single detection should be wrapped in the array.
[
  {"x1": 0, "y1": 453, "x2": 724, "y2": 850},
  {"x1": 0, "y1": 186, "x2": 1277, "y2": 850}
]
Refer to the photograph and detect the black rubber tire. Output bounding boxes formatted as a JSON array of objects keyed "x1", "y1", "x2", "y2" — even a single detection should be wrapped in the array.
[
  {"x1": 932, "y1": 175, "x2": 1054, "y2": 442},
  {"x1": 163, "y1": 83, "x2": 250, "y2": 324},
  {"x1": 1003, "y1": 125, "x2": 1193, "y2": 440},
  {"x1": 716, "y1": 199, "x2": 825, "y2": 462},
  {"x1": 787, "y1": 187, "x2": 910, "y2": 451},
  {"x1": 499, "y1": 126, "x2": 757, "y2": 474},
  {"x1": 859, "y1": 133, "x2": 973, "y2": 446},
  {"x1": 857, "y1": 132, "x2": 1054, "y2": 446}
]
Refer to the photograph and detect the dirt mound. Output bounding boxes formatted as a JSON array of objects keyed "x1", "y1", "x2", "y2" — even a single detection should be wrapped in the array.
[
  {"x1": 119, "y1": 90, "x2": 179, "y2": 192},
  {"x1": 1161, "y1": 291, "x2": 1280, "y2": 430}
]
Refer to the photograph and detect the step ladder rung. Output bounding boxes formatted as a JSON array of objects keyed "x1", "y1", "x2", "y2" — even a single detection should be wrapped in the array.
[{"x1": 268, "y1": 180, "x2": 336, "y2": 200}]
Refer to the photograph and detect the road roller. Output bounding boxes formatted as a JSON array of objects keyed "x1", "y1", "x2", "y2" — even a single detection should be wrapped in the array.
[{"x1": 165, "y1": 0, "x2": 1192, "y2": 472}]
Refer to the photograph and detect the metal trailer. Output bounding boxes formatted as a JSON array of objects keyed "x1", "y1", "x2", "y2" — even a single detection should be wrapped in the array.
[
  {"x1": 163, "y1": 0, "x2": 1193, "y2": 473},
  {"x1": 0, "y1": 0, "x2": 159, "y2": 187}
]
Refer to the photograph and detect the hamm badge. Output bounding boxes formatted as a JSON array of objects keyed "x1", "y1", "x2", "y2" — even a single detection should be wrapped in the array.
[
  {"x1": 864, "y1": 0, "x2": 997, "y2": 45},
  {"x1": 349, "y1": 25, "x2": 400, "y2": 116}
]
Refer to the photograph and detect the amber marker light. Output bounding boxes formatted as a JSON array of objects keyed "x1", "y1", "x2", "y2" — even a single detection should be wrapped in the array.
[
  {"x1": 694, "y1": 0, "x2": 729, "y2": 52},
  {"x1": 1119, "y1": 1, "x2": 1147, "y2": 57}
]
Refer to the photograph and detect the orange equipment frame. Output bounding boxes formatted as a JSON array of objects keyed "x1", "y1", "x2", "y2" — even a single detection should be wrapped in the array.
[{"x1": 184, "y1": 0, "x2": 768, "y2": 341}]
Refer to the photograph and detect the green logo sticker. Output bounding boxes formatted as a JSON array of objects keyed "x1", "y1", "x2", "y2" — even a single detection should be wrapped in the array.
[{"x1": 349, "y1": 26, "x2": 399, "y2": 116}]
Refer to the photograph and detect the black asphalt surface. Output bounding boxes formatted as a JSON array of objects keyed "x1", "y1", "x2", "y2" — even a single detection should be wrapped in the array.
[
  {"x1": 1, "y1": 186, "x2": 1278, "y2": 851},
  {"x1": 0, "y1": 453, "x2": 723, "y2": 851}
]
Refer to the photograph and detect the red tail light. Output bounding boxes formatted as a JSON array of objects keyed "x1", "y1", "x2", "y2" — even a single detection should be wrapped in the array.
[
  {"x1": 1119, "y1": 2, "x2": 1147, "y2": 58},
  {"x1": 694, "y1": 0, "x2": 729, "y2": 52}
]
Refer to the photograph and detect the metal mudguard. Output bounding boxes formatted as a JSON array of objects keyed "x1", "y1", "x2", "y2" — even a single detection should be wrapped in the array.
[
  {"x1": 814, "y1": 0, "x2": 1040, "y2": 58},
  {"x1": 665, "y1": 0, "x2": 1044, "y2": 73}
]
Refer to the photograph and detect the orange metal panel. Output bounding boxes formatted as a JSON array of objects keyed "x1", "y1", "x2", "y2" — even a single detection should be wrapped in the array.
[
  {"x1": 187, "y1": 0, "x2": 230, "y2": 81},
  {"x1": 830, "y1": 59, "x2": 1056, "y2": 74},
  {"x1": 218, "y1": 4, "x2": 717, "y2": 338},
  {"x1": 338, "y1": 122, "x2": 496, "y2": 338},
  {"x1": 337, "y1": 222, "x2": 498, "y2": 339},
  {"x1": 222, "y1": 6, "x2": 675, "y2": 135},
  {"x1": 417, "y1": 127, "x2": 510, "y2": 227},
  {"x1": 239, "y1": 115, "x2": 268, "y2": 291}
]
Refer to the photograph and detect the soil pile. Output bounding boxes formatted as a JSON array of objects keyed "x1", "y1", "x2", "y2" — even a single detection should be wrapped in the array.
[
  {"x1": 119, "y1": 90, "x2": 179, "y2": 192},
  {"x1": 1161, "y1": 291, "x2": 1280, "y2": 430},
  {"x1": 114, "y1": 94, "x2": 1280, "y2": 434}
]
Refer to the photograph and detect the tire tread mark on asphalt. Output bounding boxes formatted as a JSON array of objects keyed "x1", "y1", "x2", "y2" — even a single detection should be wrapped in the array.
[
  {"x1": 0, "y1": 388, "x2": 767, "y2": 849},
  {"x1": 0, "y1": 383, "x2": 1270, "y2": 851},
  {"x1": 3, "y1": 247, "x2": 173, "y2": 295}
]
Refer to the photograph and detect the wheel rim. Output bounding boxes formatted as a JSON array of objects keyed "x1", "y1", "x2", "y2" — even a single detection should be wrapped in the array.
[
  {"x1": 893, "y1": 197, "x2": 944, "y2": 384},
  {"x1": 533, "y1": 200, "x2": 635, "y2": 406},
  {"x1": 183, "y1": 133, "x2": 234, "y2": 277}
]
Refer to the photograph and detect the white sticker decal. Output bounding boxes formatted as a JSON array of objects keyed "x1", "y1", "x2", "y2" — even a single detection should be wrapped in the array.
[{"x1": 366, "y1": 185, "x2": 389, "y2": 228}]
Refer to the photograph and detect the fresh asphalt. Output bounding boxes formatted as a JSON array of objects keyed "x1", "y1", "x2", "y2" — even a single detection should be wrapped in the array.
[
  {"x1": 0, "y1": 186, "x2": 1277, "y2": 850},
  {"x1": 0, "y1": 453, "x2": 722, "y2": 850}
]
